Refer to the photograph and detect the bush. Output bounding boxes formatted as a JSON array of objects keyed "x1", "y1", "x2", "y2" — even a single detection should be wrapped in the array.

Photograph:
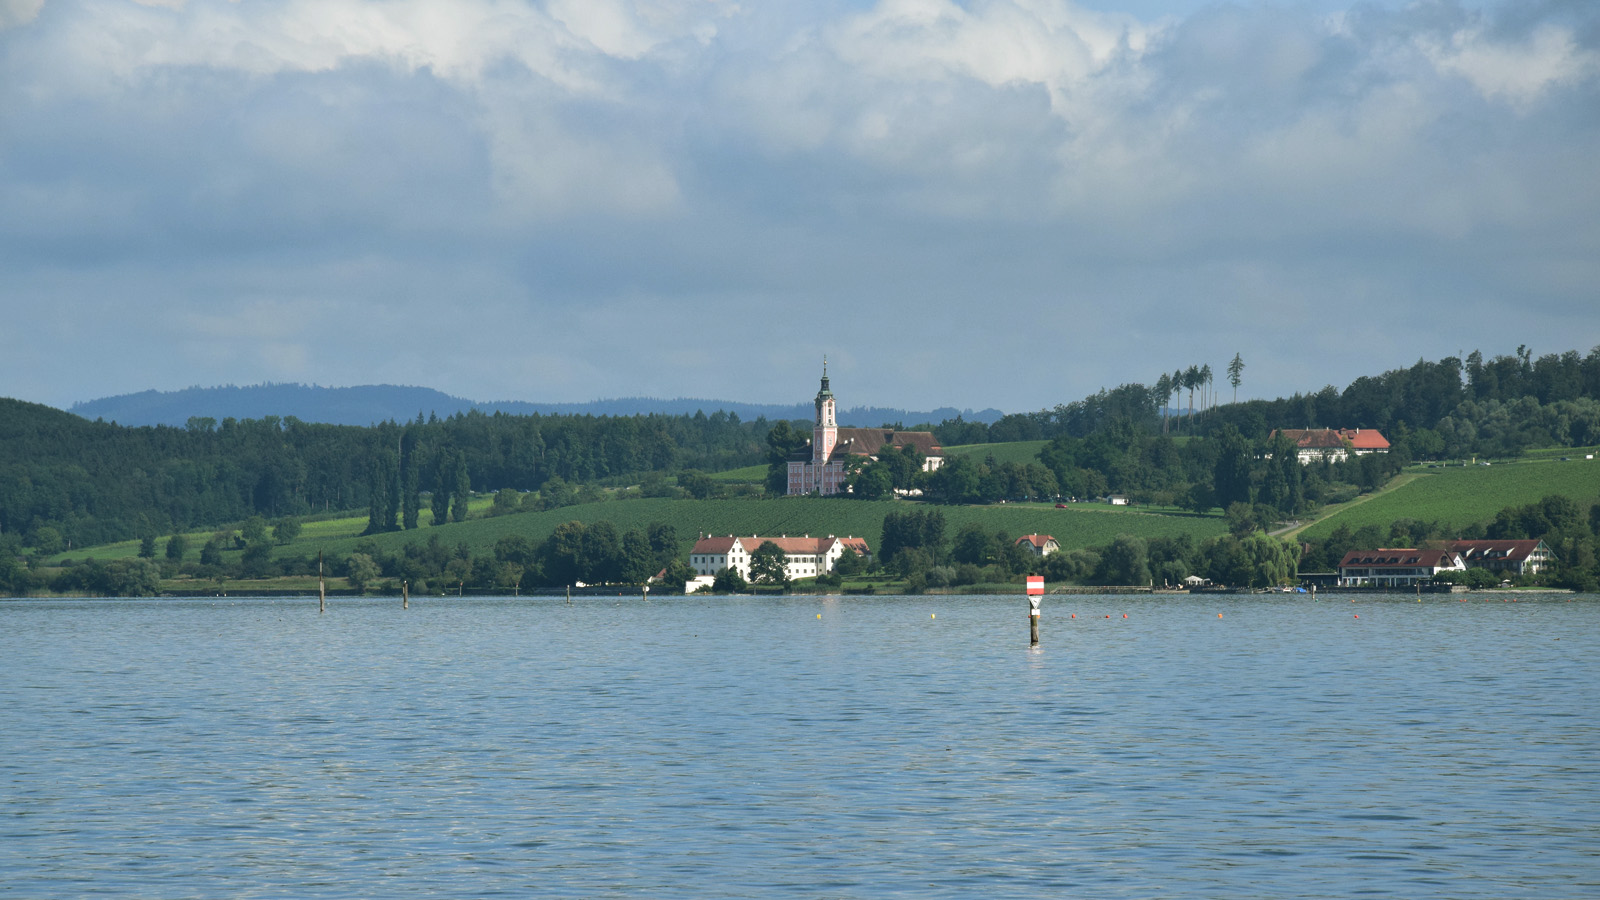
[{"x1": 711, "y1": 566, "x2": 748, "y2": 594}]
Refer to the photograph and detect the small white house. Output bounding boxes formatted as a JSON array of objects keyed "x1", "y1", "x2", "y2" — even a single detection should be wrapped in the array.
[{"x1": 1015, "y1": 534, "x2": 1059, "y2": 557}]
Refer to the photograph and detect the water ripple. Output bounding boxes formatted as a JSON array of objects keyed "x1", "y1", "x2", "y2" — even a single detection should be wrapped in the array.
[{"x1": 2, "y1": 594, "x2": 1597, "y2": 898}]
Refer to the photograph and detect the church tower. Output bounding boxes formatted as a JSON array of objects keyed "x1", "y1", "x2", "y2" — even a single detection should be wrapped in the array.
[{"x1": 813, "y1": 358, "x2": 837, "y2": 466}]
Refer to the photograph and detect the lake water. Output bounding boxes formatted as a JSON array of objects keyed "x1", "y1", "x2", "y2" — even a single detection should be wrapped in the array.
[{"x1": 2, "y1": 593, "x2": 1596, "y2": 898}]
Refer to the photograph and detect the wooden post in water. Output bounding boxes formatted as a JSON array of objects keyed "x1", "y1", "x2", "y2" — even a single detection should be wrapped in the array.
[
  {"x1": 566, "y1": 584, "x2": 571, "y2": 604},
  {"x1": 1026, "y1": 574, "x2": 1044, "y2": 646},
  {"x1": 318, "y1": 551, "x2": 326, "y2": 615},
  {"x1": 403, "y1": 579, "x2": 409, "y2": 610},
  {"x1": 642, "y1": 584, "x2": 649, "y2": 602}
]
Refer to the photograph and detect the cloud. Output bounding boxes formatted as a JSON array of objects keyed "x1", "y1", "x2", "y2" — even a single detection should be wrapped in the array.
[
  {"x1": 0, "y1": 0, "x2": 1596, "y2": 410},
  {"x1": 0, "y1": 0, "x2": 43, "y2": 29},
  {"x1": 1424, "y1": 21, "x2": 1598, "y2": 107}
]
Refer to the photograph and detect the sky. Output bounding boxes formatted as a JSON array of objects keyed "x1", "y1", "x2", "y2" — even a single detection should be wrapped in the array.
[{"x1": 1, "y1": 0, "x2": 1596, "y2": 415}]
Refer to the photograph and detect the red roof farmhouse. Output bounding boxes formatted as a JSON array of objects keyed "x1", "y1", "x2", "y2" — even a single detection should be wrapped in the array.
[
  {"x1": 1271, "y1": 428, "x2": 1390, "y2": 464},
  {"x1": 787, "y1": 364, "x2": 943, "y2": 496},
  {"x1": 1014, "y1": 534, "x2": 1059, "y2": 557}
]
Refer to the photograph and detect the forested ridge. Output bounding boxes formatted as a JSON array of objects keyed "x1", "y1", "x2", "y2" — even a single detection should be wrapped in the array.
[
  {"x1": 930, "y1": 346, "x2": 1600, "y2": 451},
  {"x1": 0, "y1": 401, "x2": 771, "y2": 549}
]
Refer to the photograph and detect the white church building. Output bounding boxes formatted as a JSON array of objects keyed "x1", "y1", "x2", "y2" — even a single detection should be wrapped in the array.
[{"x1": 786, "y1": 364, "x2": 943, "y2": 496}]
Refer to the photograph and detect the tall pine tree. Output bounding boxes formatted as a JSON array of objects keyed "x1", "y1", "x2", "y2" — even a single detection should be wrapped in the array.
[{"x1": 451, "y1": 452, "x2": 471, "y2": 523}]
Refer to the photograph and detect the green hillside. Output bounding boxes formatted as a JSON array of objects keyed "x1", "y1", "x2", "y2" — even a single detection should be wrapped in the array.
[
  {"x1": 1299, "y1": 458, "x2": 1600, "y2": 540},
  {"x1": 944, "y1": 441, "x2": 1048, "y2": 465},
  {"x1": 713, "y1": 440, "x2": 1051, "y2": 484},
  {"x1": 284, "y1": 497, "x2": 1225, "y2": 560}
]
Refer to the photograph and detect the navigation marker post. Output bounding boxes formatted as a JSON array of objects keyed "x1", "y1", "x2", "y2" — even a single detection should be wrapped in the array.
[
  {"x1": 403, "y1": 580, "x2": 409, "y2": 610},
  {"x1": 318, "y1": 550, "x2": 326, "y2": 615},
  {"x1": 1026, "y1": 575, "x2": 1044, "y2": 646}
]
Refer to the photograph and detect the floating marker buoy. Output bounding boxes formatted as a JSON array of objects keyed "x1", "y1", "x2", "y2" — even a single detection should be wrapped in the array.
[
  {"x1": 1354, "y1": 614, "x2": 1359, "y2": 619},
  {"x1": 1123, "y1": 614, "x2": 1128, "y2": 618},
  {"x1": 1218, "y1": 613, "x2": 1223, "y2": 618},
  {"x1": 817, "y1": 614, "x2": 821, "y2": 619},
  {"x1": 1070, "y1": 613, "x2": 1075, "y2": 619},
  {"x1": 931, "y1": 613, "x2": 936, "y2": 618},
  {"x1": 1105, "y1": 615, "x2": 1110, "y2": 618}
]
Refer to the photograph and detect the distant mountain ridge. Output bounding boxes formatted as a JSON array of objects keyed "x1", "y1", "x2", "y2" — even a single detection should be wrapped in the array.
[{"x1": 68, "y1": 383, "x2": 1005, "y2": 429}]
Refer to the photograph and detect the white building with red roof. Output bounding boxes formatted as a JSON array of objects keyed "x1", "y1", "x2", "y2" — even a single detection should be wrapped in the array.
[
  {"x1": 787, "y1": 363, "x2": 943, "y2": 496},
  {"x1": 1338, "y1": 548, "x2": 1465, "y2": 587},
  {"x1": 689, "y1": 534, "x2": 872, "y2": 583},
  {"x1": 1448, "y1": 540, "x2": 1555, "y2": 576},
  {"x1": 1272, "y1": 428, "x2": 1391, "y2": 464},
  {"x1": 1015, "y1": 534, "x2": 1059, "y2": 557}
]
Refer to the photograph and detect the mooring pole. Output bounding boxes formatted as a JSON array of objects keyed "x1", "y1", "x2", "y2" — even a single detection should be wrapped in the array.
[
  {"x1": 403, "y1": 579, "x2": 409, "y2": 610},
  {"x1": 318, "y1": 550, "x2": 326, "y2": 615},
  {"x1": 566, "y1": 584, "x2": 571, "y2": 604},
  {"x1": 1026, "y1": 574, "x2": 1044, "y2": 646}
]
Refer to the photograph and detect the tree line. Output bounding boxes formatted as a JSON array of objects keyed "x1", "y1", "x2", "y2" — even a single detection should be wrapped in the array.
[
  {"x1": 0, "y1": 400, "x2": 772, "y2": 550},
  {"x1": 919, "y1": 347, "x2": 1600, "y2": 453}
]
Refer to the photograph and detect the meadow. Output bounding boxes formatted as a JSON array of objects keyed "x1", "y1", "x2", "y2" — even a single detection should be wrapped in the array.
[
  {"x1": 1299, "y1": 457, "x2": 1600, "y2": 540},
  {"x1": 289, "y1": 496, "x2": 1226, "y2": 561},
  {"x1": 944, "y1": 440, "x2": 1049, "y2": 464}
]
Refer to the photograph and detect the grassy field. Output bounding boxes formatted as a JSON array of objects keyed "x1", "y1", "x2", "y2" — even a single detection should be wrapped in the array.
[
  {"x1": 281, "y1": 497, "x2": 1227, "y2": 561},
  {"x1": 707, "y1": 464, "x2": 766, "y2": 483},
  {"x1": 51, "y1": 494, "x2": 1223, "y2": 568},
  {"x1": 713, "y1": 440, "x2": 1052, "y2": 482},
  {"x1": 1299, "y1": 457, "x2": 1600, "y2": 540},
  {"x1": 944, "y1": 441, "x2": 1048, "y2": 465},
  {"x1": 1520, "y1": 445, "x2": 1600, "y2": 461}
]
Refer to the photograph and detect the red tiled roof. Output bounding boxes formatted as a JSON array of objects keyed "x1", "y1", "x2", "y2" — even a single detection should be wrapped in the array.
[
  {"x1": 1273, "y1": 428, "x2": 1390, "y2": 451},
  {"x1": 691, "y1": 535, "x2": 873, "y2": 555},
  {"x1": 834, "y1": 427, "x2": 942, "y2": 459},
  {"x1": 1448, "y1": 540, "x2": 1544, "y2": 563},
  {"x1": 1338, "y1": 548, "x2": 1459, "y2": 569},
  {"x1": 790, "y1": 428, "x2": 943, "y2": 463},
  {"x1": 1016, "y1": 534, "x2": 1055, "y2": 549},
  {"x1": 692, "y1": 536, "x2": 741, "y2": 554}
]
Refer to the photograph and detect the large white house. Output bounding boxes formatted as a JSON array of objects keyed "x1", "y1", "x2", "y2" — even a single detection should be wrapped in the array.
[
  {"x1": 1337, "y1": 548, "x2": 1465, "y2": 587},
  {"x1": 1448, "y1": 540, "x2": 1555, "y2": 576},
  {"x1": 688, "y1": 534, "x2": 872, "y2": 585},
  {"x1": 787, "y1": 364, "x2": 943, "y2": 496}
]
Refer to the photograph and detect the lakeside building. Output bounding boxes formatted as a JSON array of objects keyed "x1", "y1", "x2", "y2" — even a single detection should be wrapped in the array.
[
  {"x1": 787, "y1": 364, "x2": 943, "y2": 496},
  {"x1": 1271, "y1": 428, "x2": 1390, "y2": 464},
  {"x1": 1448, "y1": 539, "x2": 1555, "y2": 576},
  {"x1": 688, "y1": 534, "x2": 872, "y2": 585},
  {"x1": 1015, "y1": 534, "x2": 1059, "y2": 557},
  {"x1": 1337, "y1": 548, "x2": 1465, "y2": 587}
]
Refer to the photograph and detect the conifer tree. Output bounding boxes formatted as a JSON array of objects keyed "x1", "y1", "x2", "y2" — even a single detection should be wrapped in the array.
[{"x1": 451, "y1": 452, "x2": 471, "y2": 523}]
